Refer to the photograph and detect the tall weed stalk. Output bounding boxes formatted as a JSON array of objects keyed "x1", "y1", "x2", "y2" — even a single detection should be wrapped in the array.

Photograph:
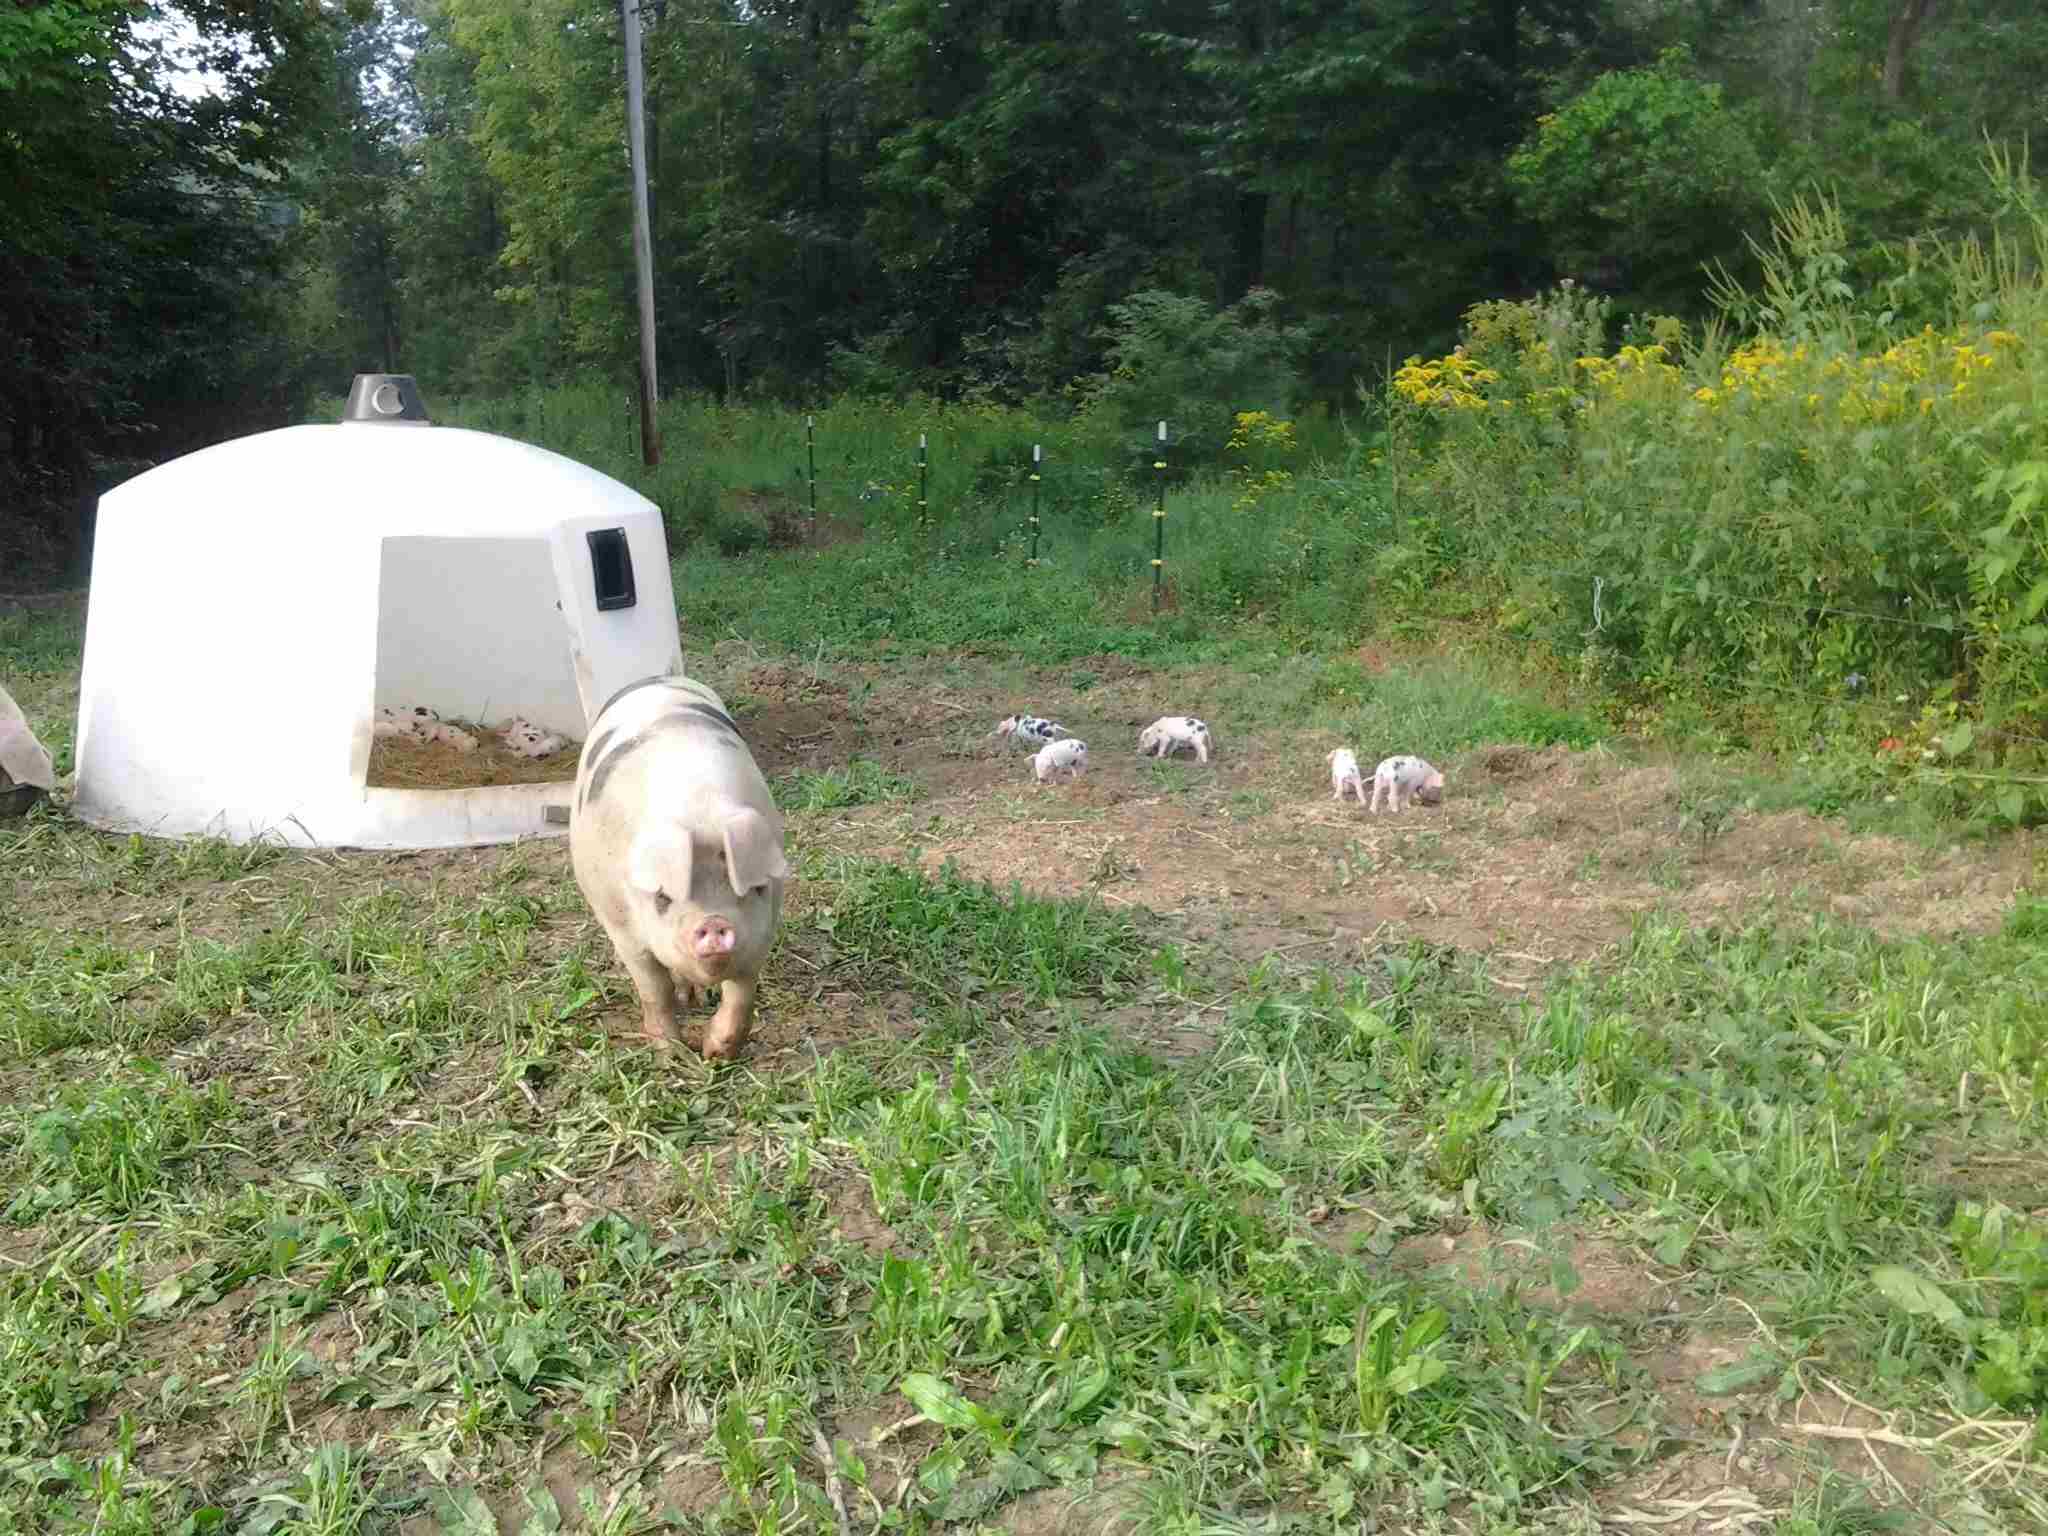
[{"x1": 1390, "y1": 148, "x2": 2048, "y2": 823}]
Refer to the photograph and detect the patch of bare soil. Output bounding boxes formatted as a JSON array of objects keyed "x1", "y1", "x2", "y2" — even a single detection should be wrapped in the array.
[
  {"x1": 1389, "y1": 1222, "x2": 1677, "y2": 1318},
  {"x1": 0, "y1": 1223, "x2": 46, "y2": 1268},
  {"x1": 770, "y1": 662, "x2": 2040, "y2": 986},
  {"x1": 723, "y1": 661, "x2": 874, "y2": 776},
  {"x1": 992, "y1": 1471, "x2": 1146, "y2": 1534},
  {"x1": 823, "y1": 1176, "x2": 903, "y2": 1255},
  {"x1": 1591, "y1": 1355, "x2": 1948, "y2": 1534},
  {"x1": 716, "y1": 488, "x2": 869, "y2": 554}
]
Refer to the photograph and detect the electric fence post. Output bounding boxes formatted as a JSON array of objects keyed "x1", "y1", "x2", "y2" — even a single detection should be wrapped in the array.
[
  {"x1": 1152, "y1": 420, "x2": 1167, "y2": 614},
  {"x1": 1028, "y1": 444, "x2": 1042, "y2": 568},
  {"x1": 806, "y1": 415, "x2": 817, "y2": 527},
  {"x1": 917, "y1": 432, "x2": 929, "y2": 535}
]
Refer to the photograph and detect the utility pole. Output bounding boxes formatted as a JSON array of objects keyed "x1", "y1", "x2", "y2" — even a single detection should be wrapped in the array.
[{"x1": 622, "y1": 0, "x2": 660, "y2": 466}]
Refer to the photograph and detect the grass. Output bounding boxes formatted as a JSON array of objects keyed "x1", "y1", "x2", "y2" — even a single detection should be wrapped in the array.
[
  {"x1": 5, "y1": 446, "x2": 2046, "y2": 1530},
  {"x1": 774, "y1": 761, "x2": 920, "y2": 813},
  {"x1": 3, "y1": 740, "x2": 2045, "y2": 1531},
  {"x1": 806, "y1": 856, "x2": 1150, "y2": 1011},
  {"x1": 301, "y1": 380, "x2": 1391, "y2": 667},
  {"x1": 1, "y1": 606, "x2": 83, "y2": 780}
]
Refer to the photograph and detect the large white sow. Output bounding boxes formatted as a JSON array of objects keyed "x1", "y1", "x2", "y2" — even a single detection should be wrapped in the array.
[{"x1": 570, "y1": 676, "x2": 790, "y2": 1058}]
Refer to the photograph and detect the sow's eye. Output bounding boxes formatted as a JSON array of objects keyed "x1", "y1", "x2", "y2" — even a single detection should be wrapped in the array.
[{"x1": 653, "y1": 890, "x2": 672, "y2": 915}]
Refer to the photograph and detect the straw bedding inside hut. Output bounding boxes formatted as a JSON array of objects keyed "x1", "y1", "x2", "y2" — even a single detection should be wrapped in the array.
[{"x1": 366, "y1": 720, "x2": 581, "y2": 789}]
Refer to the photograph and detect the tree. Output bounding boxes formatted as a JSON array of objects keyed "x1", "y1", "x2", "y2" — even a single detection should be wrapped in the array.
[
  {"x1": 443, "y1": 0, "x2": 636, "y2": 371},
  {"x1": 1, "y1": 0, "x2": 357, "y2": 578},
  {"x1": 856, "y1": 0, "x2": 1214, "y2": 383},
  {"x1": 1508, "y1": 48, "x2": 1768, "y2": 315},
  {"x1": 1882, "y1": 0, "x2": 1938, "y2": 102},
  {"x1": 290, "y1": 5, "x2": 426, "y2": 380}
]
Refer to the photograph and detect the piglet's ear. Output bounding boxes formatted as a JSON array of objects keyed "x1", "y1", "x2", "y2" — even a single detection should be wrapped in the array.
[
  {"x1": 722, "y1": 806, "x2": 789, "y2": 896},
  {"x1": 627, "y1": 820, "x2": 693, "y2": 898}
]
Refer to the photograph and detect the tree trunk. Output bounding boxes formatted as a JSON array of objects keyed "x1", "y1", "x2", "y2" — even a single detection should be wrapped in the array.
[
  {"x1": 1226, "y1": 190, "x2": 1269, "y2": 304},
  {"x1": 648, "y1": 0, "x2": 665, "y2": 244},
  {"x1": 1223, "y1": 4, "x2": 1269, "y2": 305},
  {"x1": 812, "y1": 4, "x2": 830, "y2": 210},
  {"x1": 376, "y1": 222, "x2": 400, "y2": 370},
  {"x1": 1883, "y1": 0, "x2": 1938, "y2": 102},
  {"x1": 1493, "y1": 0, "x2": 1520, "y2": 120}
]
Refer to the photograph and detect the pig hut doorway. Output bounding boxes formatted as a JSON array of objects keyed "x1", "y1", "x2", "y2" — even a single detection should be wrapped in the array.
[
  {"x1": 364, "y1": 534, "x2": 587, "y2": 792},
  {"x1": 71, "y1": 374, "x2": 685, "y2": 851}
]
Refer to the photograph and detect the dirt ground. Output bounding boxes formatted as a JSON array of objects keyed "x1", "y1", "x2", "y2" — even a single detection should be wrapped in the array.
[
  {"x1": 14, "y1": 641, "x2": 2038, "y2": 1078},
  {"x1": 719, "y1": 650, "x2": 2041, "y2": 989}
]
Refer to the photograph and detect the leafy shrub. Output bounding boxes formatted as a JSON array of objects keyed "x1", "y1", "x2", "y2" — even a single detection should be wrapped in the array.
[
  {"x1": 1078, "y1": 288, "x2": 1310, "y2": 471},
  {"x1": 1390, "y1": 150, "x2": 2048, "y2": 822},
  {"x1": 1508, "y1": 47, "x2": 1767, "y2": 315}
]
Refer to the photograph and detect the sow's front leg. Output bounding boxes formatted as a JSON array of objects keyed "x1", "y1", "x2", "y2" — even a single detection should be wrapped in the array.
[
  {"x1": 700, "y1": 974, "x2": 759, "y2": 1060},
  {"x1": 614, "y1": 939, "x2": 682, "y2": 1049}
]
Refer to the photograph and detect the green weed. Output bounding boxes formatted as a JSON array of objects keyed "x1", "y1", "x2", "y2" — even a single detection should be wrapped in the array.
[
  {"x1": 5, "y1": 1070, "x2": 232, "y2": 1219},
  {"x1": 776, "y1": 758, "x2": 919, "y2": 812},
  {"x1": 805, "y1": 856, "x2": 1149, "y2": 1007}
]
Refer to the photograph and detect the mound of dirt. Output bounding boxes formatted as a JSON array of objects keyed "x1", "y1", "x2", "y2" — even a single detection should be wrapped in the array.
[
  {"x1": 1473, "y1": 742, "x2": 1573, "y2": 780},
  {"x1": 740, "y1": 662, "x2": 830, "y2": 704}
]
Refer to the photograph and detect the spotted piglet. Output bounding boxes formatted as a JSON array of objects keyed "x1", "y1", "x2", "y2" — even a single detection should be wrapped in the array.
[
  {"x1": 1137, "y1": 716, "x2": 1214, "y2": 763},
  {"x1": 1033, "y1": 738, "x2": 1089, "y2": 783},
  {"x1": 995, "y1": 714, "x2": 1072, "y2": 748},
  {"x1": 500, "y1": 717, "x2": 569, "y2": 759},
  {"x1": 374, "y1": 705, "x2": 441, "y2": 740},
  {"x1": 375, "y1": 705, "x2": 477, "y2": 753},
  {"x1": 1370, "y1": 755, "x2": 1444, "y2": 814}
]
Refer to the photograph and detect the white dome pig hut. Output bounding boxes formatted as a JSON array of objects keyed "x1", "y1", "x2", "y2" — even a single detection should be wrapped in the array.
[{"x1": 73, "y1": 374, "x2": 684, "y2": 849}]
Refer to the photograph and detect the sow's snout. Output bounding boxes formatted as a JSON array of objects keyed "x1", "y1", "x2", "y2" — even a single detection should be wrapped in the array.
[{"x1": 692, "y1": 914, "x2": 738, "y2": 962}]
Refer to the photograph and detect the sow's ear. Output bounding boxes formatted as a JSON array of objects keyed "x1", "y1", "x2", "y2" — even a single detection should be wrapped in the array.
[
  {"x1": 626, "y1": 820, "x2": 693, "y2": 899},
  {"x1": 721, "y1": 806, "x2": 790, "y2": 896}
]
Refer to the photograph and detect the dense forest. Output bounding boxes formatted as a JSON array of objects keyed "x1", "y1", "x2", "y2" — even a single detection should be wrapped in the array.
[{"x1": 3, "y1": 0, "x2": 2045, "y2": 579}]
